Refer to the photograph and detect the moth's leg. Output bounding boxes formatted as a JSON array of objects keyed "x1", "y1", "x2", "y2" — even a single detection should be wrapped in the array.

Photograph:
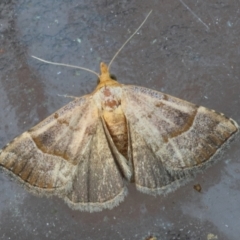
[{"x1": 57, "y1": 94, "x2": 78, "y2": 100}]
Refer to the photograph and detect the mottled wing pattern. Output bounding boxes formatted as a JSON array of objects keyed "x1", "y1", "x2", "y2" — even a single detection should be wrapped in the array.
[
  {"x1": 0, "y1": 96, "x2": 98, "y2": 194},
  {"x1": 0, "y1": 95, "x2": 127, "y2": 211},
  {"x1": 122, "y1": 85, "x2": 239, "y2": 194}
]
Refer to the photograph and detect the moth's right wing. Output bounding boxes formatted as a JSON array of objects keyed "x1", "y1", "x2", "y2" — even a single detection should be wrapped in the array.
[{"x1": 122, "y1": 85, "x2": 238, "y2": 195}]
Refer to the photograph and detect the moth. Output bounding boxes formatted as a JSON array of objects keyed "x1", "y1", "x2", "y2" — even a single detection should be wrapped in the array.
[{"x1": 0, "y1": 11, "x2": 239, "y2": 212}]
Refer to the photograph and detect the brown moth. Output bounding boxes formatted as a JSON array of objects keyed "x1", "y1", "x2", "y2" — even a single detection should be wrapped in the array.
[{"x1": 0, "y1": 12, "x2": 239, "y2": 212}]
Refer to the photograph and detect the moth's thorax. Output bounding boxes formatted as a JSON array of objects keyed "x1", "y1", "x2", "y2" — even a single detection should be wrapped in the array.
[
  {"x1": 102, "y1": 87, "x2": 121, "y2": 110},
  {"x1": 93, "y1": 85, "x2": 122, "y2": 110},
  {"x1": 93, "y1": 85, "x2": 128, "y2": 159}
]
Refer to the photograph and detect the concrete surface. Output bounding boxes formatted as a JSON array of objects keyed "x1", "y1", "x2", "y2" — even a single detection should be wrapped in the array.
[{"x1": 0, "y1": 0, "x2": 240, "y2": 239}]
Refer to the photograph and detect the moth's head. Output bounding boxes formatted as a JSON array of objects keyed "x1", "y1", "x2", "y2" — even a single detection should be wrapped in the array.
[
  {"x1": 95, "y1": 62, "x2": 120, "y2": 91},
  {"x1": 100, "y1": 62, "x2": 109, "y2": 75},
  {"x1": 99, "y1": 62, "x2": 117, "y2": 81}
]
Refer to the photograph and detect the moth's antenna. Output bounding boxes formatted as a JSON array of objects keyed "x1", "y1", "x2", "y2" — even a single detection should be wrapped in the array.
[
  {"x1": 31, "y1": 55, "x2": 100, "y2": 78},
  {"x1": 108, "y1": 10, "x2": 152, "y2": 70}
]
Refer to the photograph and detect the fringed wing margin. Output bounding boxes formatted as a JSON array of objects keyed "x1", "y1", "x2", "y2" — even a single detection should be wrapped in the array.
[{"x1": 65, "y1": 118, "x2": 127, "y2": 212}]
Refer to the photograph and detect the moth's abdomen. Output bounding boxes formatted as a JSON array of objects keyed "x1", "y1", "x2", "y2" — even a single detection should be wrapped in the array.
[
  {"x1": 103, "y1": 107, "x2": 128, "y2": 159},
  {"x1": 95, "y1": 86, "x2": 129, "y2": 159}
]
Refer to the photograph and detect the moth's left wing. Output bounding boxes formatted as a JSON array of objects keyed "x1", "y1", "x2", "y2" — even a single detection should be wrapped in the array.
[
  {"x1": 0, "y1": 96, "x2": 98, "y2": 193},
  {"x1": 122, "y1": 85, "x2": 239, "y2": 195},
  {"x1": 0, "y1": 96, "x2": 127, "y2": 211},
  {"x1": 65, "y1": 118, "x2": 127, "y2": 212}
]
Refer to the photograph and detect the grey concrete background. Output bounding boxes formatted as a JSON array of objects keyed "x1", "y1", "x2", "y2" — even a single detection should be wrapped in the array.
[{"x1": 0, "y1": 0, "x2": 240, "y2": 239}]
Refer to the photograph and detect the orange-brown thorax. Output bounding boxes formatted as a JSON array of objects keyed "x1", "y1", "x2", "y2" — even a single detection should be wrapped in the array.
[{"x1": 96, "y1": 63, "x2": 128, "y2": 159}]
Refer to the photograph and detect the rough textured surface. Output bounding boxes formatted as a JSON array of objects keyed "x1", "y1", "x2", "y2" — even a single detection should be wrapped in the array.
[{"x1": 0, "y1": 0, "x2": 240, "y2": 239}]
